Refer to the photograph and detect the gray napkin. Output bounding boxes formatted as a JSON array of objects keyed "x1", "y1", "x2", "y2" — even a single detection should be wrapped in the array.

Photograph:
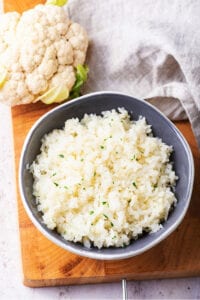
[{"x1": 66, "y1": 0, "x2": 200, "y2": 147}]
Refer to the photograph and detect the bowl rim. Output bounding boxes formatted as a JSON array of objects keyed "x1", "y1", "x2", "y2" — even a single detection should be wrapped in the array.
[{"x1": 19, "y1": 91, "x2": 194, "y2": 260}]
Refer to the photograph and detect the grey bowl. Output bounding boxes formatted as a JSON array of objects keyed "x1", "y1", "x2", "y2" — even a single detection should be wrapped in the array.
[{"x1": 19, "y1": 91, "x2": 194, "y2": 260}]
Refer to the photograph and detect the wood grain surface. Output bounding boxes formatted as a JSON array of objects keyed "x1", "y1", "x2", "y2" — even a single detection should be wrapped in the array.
[{"x1": 5, "y1": 0, "x2": 200, "y2": 287}]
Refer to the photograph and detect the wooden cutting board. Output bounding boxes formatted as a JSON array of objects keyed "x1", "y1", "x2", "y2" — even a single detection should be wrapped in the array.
[{"x1": 4, "y1": 0, "x2": 200, "y2": 287}]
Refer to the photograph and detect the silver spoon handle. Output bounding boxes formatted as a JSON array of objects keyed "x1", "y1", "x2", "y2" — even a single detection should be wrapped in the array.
[{"x1": 122, "y1": 279, "x2": 128, "y2": 300}]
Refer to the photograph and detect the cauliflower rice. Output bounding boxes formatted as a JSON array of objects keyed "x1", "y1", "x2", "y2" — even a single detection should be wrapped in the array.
[{"x1": 30, "y1": 108, "x2": 177, "y2": 249}]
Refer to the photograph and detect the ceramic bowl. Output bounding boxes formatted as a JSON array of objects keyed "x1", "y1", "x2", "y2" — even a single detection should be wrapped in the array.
[{"x1": 19, "y1": 92, "x2": 194, "y2": 260}]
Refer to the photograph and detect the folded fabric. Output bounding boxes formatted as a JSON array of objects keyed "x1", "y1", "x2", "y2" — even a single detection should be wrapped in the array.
[{"x1": 67, "y1": 0, "x2": 200, "y2": 147}]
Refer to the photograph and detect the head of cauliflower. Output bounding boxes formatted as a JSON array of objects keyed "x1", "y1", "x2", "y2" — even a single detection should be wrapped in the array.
[{"x1": 0, "y1": 4, "x2": 88, "y2": 106}]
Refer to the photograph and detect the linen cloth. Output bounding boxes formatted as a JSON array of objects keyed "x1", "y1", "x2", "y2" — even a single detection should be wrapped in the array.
[{"x1": 66, "y1": 0, "x2": 200, "y2": 147}]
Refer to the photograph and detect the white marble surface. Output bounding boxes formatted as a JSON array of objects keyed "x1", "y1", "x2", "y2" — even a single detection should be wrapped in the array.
[{"x1": 0, "y1": 106, "x2": 200, "y2": 300}]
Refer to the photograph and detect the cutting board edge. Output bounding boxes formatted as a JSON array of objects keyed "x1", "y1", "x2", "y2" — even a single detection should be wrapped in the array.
[{"x1": 23, "y1": 271, "x2": 200, "y2": 287}]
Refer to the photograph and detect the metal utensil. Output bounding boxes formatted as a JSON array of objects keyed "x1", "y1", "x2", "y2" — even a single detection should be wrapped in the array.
[{"x1": 122, "y1": 279, "x2": 128, "y2": 300}]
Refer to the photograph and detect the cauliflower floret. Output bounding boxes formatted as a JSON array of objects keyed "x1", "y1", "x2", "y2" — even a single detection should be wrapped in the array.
[
  {"x1": 50, "y1": 65, "x2": 75, "y2": 90},
  {"x1": 0, "y1": 4, "x2": 88, "y2": 106},
  {"x1": 0, "y1": 12, "x2": 20, "y2": 53}
]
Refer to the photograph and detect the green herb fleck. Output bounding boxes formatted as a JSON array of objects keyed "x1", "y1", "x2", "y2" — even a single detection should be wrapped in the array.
[
  {"x1": 131, "y1": 155, "x2": 136, "y2": 161},
  {"x1": 153, "y1": 184, "x2": 158, "y2": 188},
  {"x1": 59, "y1": 154, "x2": 64, "y2": 158},
  {"x1": 109, "y1": 135, "x2": 112, "y2": 138},
  {"x1": 40, "y1": 170, "x2": 47, "y2": 175},
  {"x1": 112, "y1": 235, "x2": 116, "y2": 239},
  {"x1": 89, "y1": 210, "x2": 94, "y2": 215},
  {"x1": 83, "y1": 187, "x2": 86, "y2": 190},
  {"x1": 64, "y1": 185, "x2": 68, "y2": 189},
  {"x1": 110, "y1": 222, "x2": 114, "y2": 227},
  {"x1": 115, "y1": 151, "x2": 118, "y2": 154},
  {"x1": 91, "y1": 223, "x2": 94, "y2": 226},
  {"x1": 80, "y1": 158, "x2": 84, "y2": 162},
  {"x1": 132, "y1": 182, "x2": 137, "y2": 188},
  {"x1": 93, "y1": 171, "x2": 96, "y2": 176},
  {"x1": 102, "y1": 201, "x2": 107, "y2": 205},
  {"x1": 100, "y1": 145, "x2": 104, "y2": 149},
  {"x1": 103, "y1": 214, "x2": 109, "y2": 220},
  {"x1": 53, "y1": 182, "x2": 59, "y2": 187},
  {"x1": 52, "y1": 172, "x2": 57, "y2": 176}
]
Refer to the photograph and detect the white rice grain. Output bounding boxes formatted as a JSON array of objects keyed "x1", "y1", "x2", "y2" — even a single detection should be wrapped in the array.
[{"x1": 30, "y1": 108, "x2": 177, "y2": 248}]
